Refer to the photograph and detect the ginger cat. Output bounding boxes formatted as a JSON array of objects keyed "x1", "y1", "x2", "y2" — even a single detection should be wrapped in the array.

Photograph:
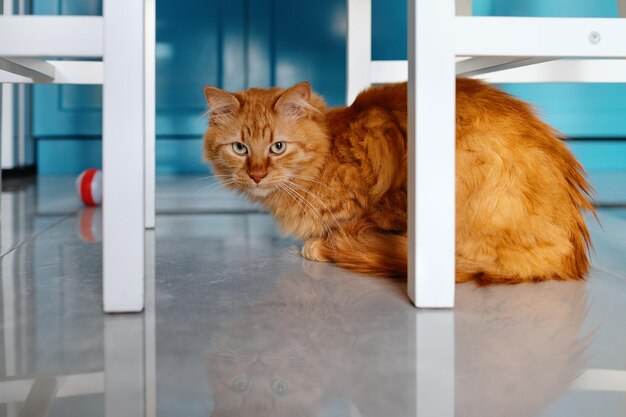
[{"x1": 203, "y1": 79, "x2": 594, "y2": 284}]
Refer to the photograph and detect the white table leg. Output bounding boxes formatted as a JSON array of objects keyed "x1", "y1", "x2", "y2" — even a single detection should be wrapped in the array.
[
  {"x1": 102, "y1": 0, "x2": 145, "y2": 313},
  {"x1": 144, "y1": 0, "x2": 156, "y2": 230},
  {"x1": 408, "y1": 0, "x2": 456, "y2": 307}
]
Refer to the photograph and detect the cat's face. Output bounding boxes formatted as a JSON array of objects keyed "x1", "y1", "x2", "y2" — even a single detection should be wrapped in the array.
[
  {"x1": 203, "y1": 83, "x2": 329, "y2": 200},
  {"x1": 207, "y1": 316, "x2": 327, "y2": 417}
]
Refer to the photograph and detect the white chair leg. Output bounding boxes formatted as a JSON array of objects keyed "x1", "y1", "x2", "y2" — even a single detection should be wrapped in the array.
[
  {"x1": 144, "y1": 0, "x2": 156, "y2": 230},
  {"x1": 408, "y1": 0, "x2": 456, "y2": 308},
  {"x1": 102, "y1": 0, "x2": 145, "y2": 313}
]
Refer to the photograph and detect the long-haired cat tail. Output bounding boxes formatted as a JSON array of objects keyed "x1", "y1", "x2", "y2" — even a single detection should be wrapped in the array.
[{"x1": 202, "y1": 79, "x2": 594, "y2": 285}]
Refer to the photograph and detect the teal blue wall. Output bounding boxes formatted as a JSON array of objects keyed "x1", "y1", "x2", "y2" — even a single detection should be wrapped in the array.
[
  {"x1": 474, "y1": 0, "x2": 626, "y2": 142},
  {"x1": 370, "y1": 0, "x2": 626, "y2": 173},
  {"x1": 473, "y1": 0, "x2": 618, "y2": 17},
  {"x1": 34, "y1": 0, "x2": 626, "y2": 174},
  {"x1": 477, "y1": 1, "x2": 626, "y2": 174}
]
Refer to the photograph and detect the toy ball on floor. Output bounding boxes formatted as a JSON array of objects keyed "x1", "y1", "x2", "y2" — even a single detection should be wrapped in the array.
[{"x1": 76, "y1": 168, "x2": 102, "y2": 207}]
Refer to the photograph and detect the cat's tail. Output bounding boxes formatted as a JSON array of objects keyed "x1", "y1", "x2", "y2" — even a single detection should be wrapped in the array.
[
  {"x1": 454, "y1": 255, "x2": 589, "y2": 286},
  {"x1": 318, "y1": 223, "x2": 407, "y2": 278},
  {"x1": 327, "y1": 229, "x2": 592, "y2": 284}
]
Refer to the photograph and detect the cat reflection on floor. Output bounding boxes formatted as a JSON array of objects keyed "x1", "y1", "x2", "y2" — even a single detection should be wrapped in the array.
[
  {"x1": 206, "y1": 262, "x2": 591, "y2": 417},
  {"x1": 206, "y1": 264, "x2": 411, "y2": 417},
  {"x1": 455, "y1": 280, "x2": 590, "y2": 417}
]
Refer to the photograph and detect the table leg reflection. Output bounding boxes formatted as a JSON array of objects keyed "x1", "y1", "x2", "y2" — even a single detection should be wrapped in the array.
[
  {"x1": 104, "y1": 315, "x2": 145, "y2": 417},
  {"x1": 416, "y1": 311, "x2": 454, "y2": 417},
  {"x1": 104, "y1": 230, "x2": 156, "y2": 417}
]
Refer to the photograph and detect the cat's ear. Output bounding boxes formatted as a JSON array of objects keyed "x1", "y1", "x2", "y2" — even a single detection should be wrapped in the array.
[
  {"x1": 274, "y1": 82, "x2": 315, "y2": 119},
  {"x1": 203, "y1": 87, "x2": 240, "y2": 121}
]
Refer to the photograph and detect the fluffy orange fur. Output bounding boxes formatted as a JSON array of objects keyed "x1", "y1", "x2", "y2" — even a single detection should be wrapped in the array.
[{"x1": 203, "y1": 79, "x2": 594, "y2": 284}]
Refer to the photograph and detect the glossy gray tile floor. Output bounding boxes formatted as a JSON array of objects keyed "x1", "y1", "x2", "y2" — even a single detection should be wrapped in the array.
[{"x1": 1, "y1": 176, "x2": 626, "y2": 417}]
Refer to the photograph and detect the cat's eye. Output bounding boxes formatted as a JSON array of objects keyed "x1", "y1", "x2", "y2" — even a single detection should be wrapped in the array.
[
  {"x1": 232, "y1": 142, "x2": 248, "y2": 155},
  {"x1": 269, "y1": 141, "x2": 286, "y2": 155},
  {"x1": 271, "y1": 378, "x2": 288, "y2": 396},
  {"x1": 231, "y1": 377, "x2": 249, "y2": 393}
]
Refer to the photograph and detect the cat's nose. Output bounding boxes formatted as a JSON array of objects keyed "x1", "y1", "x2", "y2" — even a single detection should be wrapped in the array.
[{"x1": 248, "y1": 171, "x2": 267, "y2": 184}]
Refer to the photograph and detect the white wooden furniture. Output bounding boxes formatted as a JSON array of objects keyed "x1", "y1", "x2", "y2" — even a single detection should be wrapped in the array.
[
  {"x1": 348, "y1": 0, "x2": 626, "y2": 308},
  {"x1": 0, "y1": 0, "x2": 156, "y2": 313}
]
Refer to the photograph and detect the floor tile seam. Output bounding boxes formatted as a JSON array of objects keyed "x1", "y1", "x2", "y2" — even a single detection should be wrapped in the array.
[
  {"x1": 0, "y1": 211, "x2": 78, "y2": 260},
  {"x1": 593, "y1": 265, "x2": 626, "y2": 281},
  {"x1": 596, "y1": 208, "x2": 626, "y2": 223},
  {"x1": 155, "y1": 209, "x2": 265, "y2": 215}
]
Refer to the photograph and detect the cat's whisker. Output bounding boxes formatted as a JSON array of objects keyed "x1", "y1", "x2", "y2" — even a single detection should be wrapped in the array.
[
  {"x1": 281, "y1": 183, "x2": 324, "y2": 216},
  {"x1": 278, "y1": 184, "x2": 327, "y2": 237},
  {"x1": 197, "y1": 107, "x2": 211, "y2": 121},
  {"x1": 208, "y1": 338, "x2": 253, "y2": 359},
  {"x1": 271, "y1": 338, "x2": 308, "y2": 355},
  {"x1": 270, "y1": 335, "x2": 312, "y2": 357},
  {"x1": 286, "y1": 181, "x2": 335, "y2": 212},
  {"x1": 194, "y1": 181, "x2": 235, "y2": 195},
  {"x1": 281, "y1": 183, "x2": 337, "y2": 246},
  {"x1": 277, "y1": 183, "x2": 307, "y2": 214},
  {"x1": 190, "y1": 174, "x2": 232, "y2": 184},
  {"x1": 290, "y1": 174, "x2": 328, "y2": 187},
  {"x1": 192, "y1": 179, "x2": 238, "y2": 196},
  {"x1": 276, "y1": 335, "x2": 311, "y2": 357},
  {"x1": 278, "y1": 183, "x2": 330, "y2": 238},
  {"x1": 285, "y1": 180, "x2": 353, "y2": 250}
]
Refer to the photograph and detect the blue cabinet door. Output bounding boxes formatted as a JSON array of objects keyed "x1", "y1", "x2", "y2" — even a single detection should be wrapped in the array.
[
  {"x1": 33, "y1": 0, "x2": 103, "y2": 136},
  {"x1": 32, "y1": 0, "x2": 103, "y2": 173},
  {"x1": 34, "y1": 0, "x2": 347, "y2": 174}
]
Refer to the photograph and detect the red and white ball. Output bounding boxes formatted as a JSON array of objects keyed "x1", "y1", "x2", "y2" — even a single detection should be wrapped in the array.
[{"x1": 76, "y1": 168, "x2": 102, "y2": 206}]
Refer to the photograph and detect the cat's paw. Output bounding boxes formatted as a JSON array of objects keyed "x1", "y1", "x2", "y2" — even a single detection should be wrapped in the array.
[{"x1": 301, "y1": 239, "x2": 330, "y2": 262}]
